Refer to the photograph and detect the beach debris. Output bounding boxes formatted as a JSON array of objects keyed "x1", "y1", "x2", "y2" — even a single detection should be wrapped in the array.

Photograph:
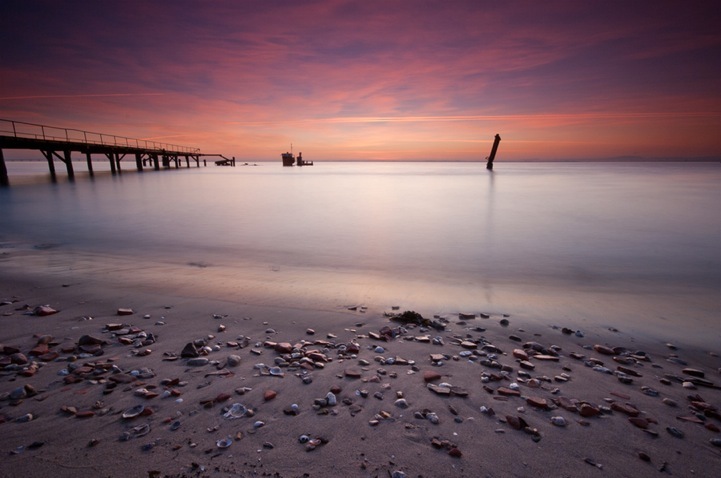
[
  {"x1": 223, "y1": 403, "x2": 248, "y2": 419},
  {"x1": 584, "y1": 458, "x2": 603, "y2": 470},
  {"x1": 116, "y1": 308, "x2": 134, "y2": 316}
]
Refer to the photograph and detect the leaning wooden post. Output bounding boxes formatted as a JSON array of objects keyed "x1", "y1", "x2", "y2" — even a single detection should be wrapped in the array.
[
  {"x1": 0, "y1": 148, "x2": 9, "y2": 186},
  {"x1": 486, "y1": 134, "x2": 501, "y2": 170},
  {"x1": 115, "y1": 153, "x2": 122, "y2": 173}
]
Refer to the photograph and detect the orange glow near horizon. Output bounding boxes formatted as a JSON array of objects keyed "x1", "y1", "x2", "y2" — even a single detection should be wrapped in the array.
[{"x1": 1, "y1": 1, "x2": 719, "y2": 161}]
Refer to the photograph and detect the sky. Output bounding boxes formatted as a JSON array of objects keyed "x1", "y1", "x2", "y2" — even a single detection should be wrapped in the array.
[{"x1": 1, "y1": 0, "x2": 719, "y2": 161}]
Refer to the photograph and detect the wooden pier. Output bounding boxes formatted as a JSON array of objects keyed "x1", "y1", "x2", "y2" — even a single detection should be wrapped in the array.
[{"x1": 0, "y1": 119, "x2": 219, "y2": 186}]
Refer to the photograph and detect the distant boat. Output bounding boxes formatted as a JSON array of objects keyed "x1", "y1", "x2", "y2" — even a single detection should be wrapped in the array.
[{"x1": 281, "y1": 150, "x2": 313, "y2": 167}]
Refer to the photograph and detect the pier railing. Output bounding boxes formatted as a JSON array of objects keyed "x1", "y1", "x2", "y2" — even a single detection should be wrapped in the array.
[{"x1": 0, "y1": 118, "x2": 200, "y2": 154}]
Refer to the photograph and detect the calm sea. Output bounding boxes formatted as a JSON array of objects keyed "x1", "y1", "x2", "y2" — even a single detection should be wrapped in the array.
[{"x1": 1, "y1": 160, "x2": 719, "y2": 347}]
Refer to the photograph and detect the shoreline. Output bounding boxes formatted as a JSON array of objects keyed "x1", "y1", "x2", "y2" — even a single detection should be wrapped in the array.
[{"x1": 1, "y1": 249, "x2": 719, "y2": 477}]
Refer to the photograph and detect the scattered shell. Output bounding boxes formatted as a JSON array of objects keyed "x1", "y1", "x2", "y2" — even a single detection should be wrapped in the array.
[
  {"x1": 223, "y1": 403, "x2": 248, "y2": 419},
  {"x1": 216, "y1": 436, "x2": 233, "y2": 449},
  {"x1": 121, "y1": 405, "x2": 145, "y2": 419}
]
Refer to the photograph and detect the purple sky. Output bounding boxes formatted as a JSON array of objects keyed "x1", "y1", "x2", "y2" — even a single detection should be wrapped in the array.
[{"x1": 1, "y1": 0, "x2": 719, "y2": 161}]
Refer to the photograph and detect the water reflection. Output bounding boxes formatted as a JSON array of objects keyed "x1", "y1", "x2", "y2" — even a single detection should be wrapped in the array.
[{"x1": 1, "y1": 161, "x2": 719, "y2": 346}]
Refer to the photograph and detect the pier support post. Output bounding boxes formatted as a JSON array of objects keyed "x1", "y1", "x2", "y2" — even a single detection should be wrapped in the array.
[
  {"x1": 486, "y1": 134, "x2": 501, "y2": 170},
  {"x1": 85, "y1": 152, "x2": 94, "y2": 175},
  {"x1": 153, "y1": 153, "x2": 160, "y2": 170},
  {"x1": 115, "y1": 154, "x2": 122, "y2": 173},
  {"x1": 0, "y1": 149, "x2": 9, "y2": 186},
  {"x1": 104, "y1": 153, "x2": 115, "y2": 174},
  {"x1": 135, "y1": 153, "x2": 143, "y2": 172},
  {"x1": 63, "y1": 150, "x2": 74, "y2": 180},
  {"x1": 42, "y1": 150, "x2": 57, "y2": 180},
  {"x1": 185, "y1": 155, "x2": 190, "y2": 168}
]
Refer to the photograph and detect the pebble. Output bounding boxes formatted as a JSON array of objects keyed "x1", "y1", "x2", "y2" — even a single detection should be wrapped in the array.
[
  {"x1": 326, "y1": 392, "x2": 337, "y2": 406},
  {"x1": 550, "y1": 416, "x2": 567, "y2": 427},
  {"x1": 187, "y1": 357, "x2": 209, "y2": 367}
]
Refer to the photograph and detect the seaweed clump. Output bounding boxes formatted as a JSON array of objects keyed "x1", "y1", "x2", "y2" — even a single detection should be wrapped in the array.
[{"x1": 390, "y1": 310, "x2": 445, "y2": 331}]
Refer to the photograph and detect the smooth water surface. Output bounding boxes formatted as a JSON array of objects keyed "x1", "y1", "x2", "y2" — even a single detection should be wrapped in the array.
[{"x1": 1, "y1": 161, "x2": 719, "y2": 346}]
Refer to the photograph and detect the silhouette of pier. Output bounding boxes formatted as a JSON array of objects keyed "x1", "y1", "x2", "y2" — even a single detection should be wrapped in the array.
[{"x1": 0, "y1": 119, "x2": 225, "y2": 186}]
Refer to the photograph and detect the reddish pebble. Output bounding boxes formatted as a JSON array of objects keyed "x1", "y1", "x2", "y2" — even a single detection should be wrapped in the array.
[
  {"x1": 264, "y1": 390, "x2": 277, "y2": 401},
  {"x1": 423, "y1": 370, "x2": 442, "y2": 383}
]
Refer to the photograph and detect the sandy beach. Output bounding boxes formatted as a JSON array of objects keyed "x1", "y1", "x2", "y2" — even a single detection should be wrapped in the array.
[{"x1": 1, "y1": 245, "x2": 719, "y2": 478}]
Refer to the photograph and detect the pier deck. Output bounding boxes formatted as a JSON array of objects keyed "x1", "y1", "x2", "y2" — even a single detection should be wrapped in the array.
[{"x1": 0, "y1": 119, "x2": 218, "y2": 185}]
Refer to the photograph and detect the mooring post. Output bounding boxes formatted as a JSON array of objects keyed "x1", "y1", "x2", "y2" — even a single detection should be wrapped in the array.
[
  {"x1": 85, "y1": 152, "x2": 94, "y2": 175},
  {"x1": 0, "y1": 148, "x2": 9, "y2": 186},
  {"x1": 486, "y1": 134, "x2": 501, "y2": 170}
]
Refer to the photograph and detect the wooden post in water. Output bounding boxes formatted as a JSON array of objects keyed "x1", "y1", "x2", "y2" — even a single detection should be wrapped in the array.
[
  {"x1": 42, "y1": 150, "x2": 57, "y2": 179},
  {"x1": 115, "y1": 153, "x2": 122, "y2": 173},
  {"x1": 105, "y1": 153, "x2": 116, "y2": 174},
  {"x1": 86, "y1": 152, "x2": 94, "y2": 175},
  {"x1": 135, "y1": 153, "x2": 143, "y2": 172},
  {"x1": 153, "y1": 153, "x2": 160, "y2": 170},
  {"x1": 0, "y1": 148, "x2": 9, "y2": 186},
  {"x1": 63, "y1": 150, "x2": 74, "y2": 180},
  {"x1": 486, "y1": 134, "x2": 501, "y2": 170}
]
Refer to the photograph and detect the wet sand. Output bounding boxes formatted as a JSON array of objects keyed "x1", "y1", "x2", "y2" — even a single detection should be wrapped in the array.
[{"x1": 1, "y1": 248, "x2": 720, "y2": 477}]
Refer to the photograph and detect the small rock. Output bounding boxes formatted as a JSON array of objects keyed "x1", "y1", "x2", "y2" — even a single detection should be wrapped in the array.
[
  {"x1": 550, "y1": 416, "x2": 567, "y2": 427},
  {"x1": 117, "y1": 308, "x2": 134, "y2": 316},
  {"x1": 34, "y1": 305, "x2": 58, "y2": 316},
  {"x1": 187, "y1": 358, "x2": 209, "y2": 367},
  {"x1": 264, "y1": 390, "x2": 277, "y2": 401}
]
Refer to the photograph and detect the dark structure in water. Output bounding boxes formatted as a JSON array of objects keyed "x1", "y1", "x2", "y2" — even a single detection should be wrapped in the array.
[
  {"x1": 486, "y1": 134, "x2": 501, "y2": 170},
  {"x1": 281, "y1": 150, "x2": 313, "y2": 167}
]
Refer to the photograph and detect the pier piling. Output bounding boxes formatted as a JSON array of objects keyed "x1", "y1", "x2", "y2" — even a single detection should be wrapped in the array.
[
  {"x1": 0, "y1": 149, "x2": 9, "y2": 186},
  {"x1": 86, "y1": 152, "x2": 94, "y2": 175}
]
